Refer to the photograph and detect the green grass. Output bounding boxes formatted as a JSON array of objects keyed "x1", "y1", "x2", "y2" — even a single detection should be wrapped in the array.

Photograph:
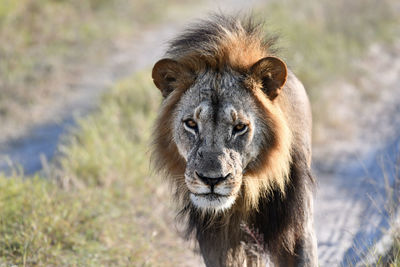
[
  {"x1": 374, "y1": 234, "x2": 400, "y2": 266},
  {"x1": 58, "y1": 73, "x2": 160, "y2": 187},
  {"x1": 388, "y1": 237, "x2": 400, "y2": 266},
  {"x1": 0, "y1": 72, "x2": 193, "y2": 266},
  {"x1": 392, "y1": 237, "x2": 400, "y2": 266},
  {"x1": 0, "y1": 175, "x2": 113, "y2": 266},
  {"x1": 258, "y1": 0, "x2": 399, "y2": 102}
]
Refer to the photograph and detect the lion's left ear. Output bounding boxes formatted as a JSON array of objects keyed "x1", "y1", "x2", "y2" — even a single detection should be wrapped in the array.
[{"x1": 250, "y1": 56, "x2": 287, "y2": 100}]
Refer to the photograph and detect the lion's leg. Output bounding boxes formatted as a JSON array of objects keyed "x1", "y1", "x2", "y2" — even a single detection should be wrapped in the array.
[
  {"x1": 291, "y1": 228, "x2": 318, "y2": 267},
  {"x1": 273, "y1": 192, "x2": 318, "y2": 267},
  {"x1": 291, "y1": 169, "x2": 318, "y2": 267},
  {"x1": 296, "y1": 183, "x2": 318, "y2": 266},
  {"x1": 199, "y1": 249, "x2": 224, "y2": 267},
  {"x1": 271, "y1": 224, "x2": 317, "y2": 267}
]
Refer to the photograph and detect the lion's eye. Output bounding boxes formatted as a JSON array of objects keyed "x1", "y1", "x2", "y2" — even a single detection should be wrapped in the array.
[
  {"x1": 184, "y1": 119, "x2": 198, "y2": 132},
  {"x1": 233, "y1": 123, "x2": 247, "y2": 135}
]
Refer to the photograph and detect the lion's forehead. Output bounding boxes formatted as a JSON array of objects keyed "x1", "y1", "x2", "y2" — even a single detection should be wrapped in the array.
[
  {"x1": 194, "y1": 102, "x2": 237, "y2": 122},
  {"x1": 179, "y1": 70, "x2": 255, "y2": 123}
]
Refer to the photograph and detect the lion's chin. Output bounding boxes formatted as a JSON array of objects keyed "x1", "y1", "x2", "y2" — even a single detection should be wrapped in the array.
[{"x1": 190, "y1": 193, "x2": 236, "y2": 212}]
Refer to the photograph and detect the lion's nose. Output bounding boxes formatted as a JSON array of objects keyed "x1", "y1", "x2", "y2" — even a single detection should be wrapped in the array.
[{"x1": 196, "y1": 172, "x2": 230, "y2": 187}]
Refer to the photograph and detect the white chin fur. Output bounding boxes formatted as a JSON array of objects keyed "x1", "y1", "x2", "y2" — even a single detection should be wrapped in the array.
[{"x1": 190, "y1": 193, "x2": 236, "y2": 212}]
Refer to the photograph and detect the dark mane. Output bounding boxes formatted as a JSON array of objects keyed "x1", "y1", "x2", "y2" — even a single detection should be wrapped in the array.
[
  {"x1": 152, "y1": 13, "x2": 317, "y2": 266},
  {"x1": 165, "y1": 14, "x2": 278, "y2": 71}
]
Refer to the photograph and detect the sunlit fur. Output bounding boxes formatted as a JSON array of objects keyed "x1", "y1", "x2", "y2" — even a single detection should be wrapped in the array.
[
  {"x1": 152, "y1": 14, "x2": 317, "y2": 267},
  {"x1": 152, "y1": 14, "x2": 292, "y2": 212}
]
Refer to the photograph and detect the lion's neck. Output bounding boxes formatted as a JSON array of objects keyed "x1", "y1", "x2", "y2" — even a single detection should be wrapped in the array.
[{"x1": 182, "y1": 148, "x2": 311, "y2": 266}]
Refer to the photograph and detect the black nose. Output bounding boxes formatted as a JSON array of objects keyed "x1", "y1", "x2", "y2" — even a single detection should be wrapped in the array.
[{"x1": 196, "y1": 172, "x2": 230, "y2": 187}]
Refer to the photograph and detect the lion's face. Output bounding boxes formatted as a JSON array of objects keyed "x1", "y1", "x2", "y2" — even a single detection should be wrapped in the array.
[
  {"x1": 173, "y1": 70, "x2": 264, "y2": 211},
  {"x1": 152, "y1": 56, "x2": 289, "y2": 213}
]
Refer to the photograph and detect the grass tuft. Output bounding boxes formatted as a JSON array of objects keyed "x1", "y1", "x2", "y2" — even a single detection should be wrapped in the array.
[{"x1": 0, "y1": 72, "x2": 193, "y2": 266}]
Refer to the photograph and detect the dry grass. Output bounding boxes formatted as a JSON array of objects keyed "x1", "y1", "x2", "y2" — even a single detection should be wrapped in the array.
[
  {"x1": 0, "y1": 72, "x2": 201, "y2": 266},
  {"x1": 380, "y1": 158, "x2": 400, "y2": 266},
  {"x1": 0, "y1": 0, "x2": 193, "y2": 140}
]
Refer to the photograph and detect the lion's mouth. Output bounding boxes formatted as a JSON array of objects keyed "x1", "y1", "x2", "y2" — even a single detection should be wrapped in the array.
[
  {"x1": 190, "y1": 192, "x2": 236, "y2": 211},
  {"x1": 193, "y1": 192, "x2": 227, "y2": 200}
]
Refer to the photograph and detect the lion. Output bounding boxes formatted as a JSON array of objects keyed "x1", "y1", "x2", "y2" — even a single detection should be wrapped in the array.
[{"x1": 151, "y1": 14, "x2": 318, "y2": 267}]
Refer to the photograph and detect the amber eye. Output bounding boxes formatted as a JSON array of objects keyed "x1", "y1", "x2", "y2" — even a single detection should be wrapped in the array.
[
  {"x1": 184, "y1": 119, "x2": 198, "y2": 131},
  {"x1": 233, "y1": 123, "x2": 247, "y2": 134}
]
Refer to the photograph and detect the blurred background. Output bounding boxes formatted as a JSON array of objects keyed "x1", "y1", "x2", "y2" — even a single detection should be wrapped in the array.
[{"x1": 0, "y1": 0, "x2": 399, "y2": 266}]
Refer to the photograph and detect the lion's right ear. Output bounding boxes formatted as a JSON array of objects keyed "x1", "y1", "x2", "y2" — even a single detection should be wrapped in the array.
[
  {"x1": 152, "y1": 58, "x2": 191, "y2": 98},
  {"x1": 250, "y1": 57, "x2": 287, "y2": 100}
]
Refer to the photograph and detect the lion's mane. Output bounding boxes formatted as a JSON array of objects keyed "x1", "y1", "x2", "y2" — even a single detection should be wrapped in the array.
[{"x1": 152, "y1": 14, "x2": 314, "y2": 263}]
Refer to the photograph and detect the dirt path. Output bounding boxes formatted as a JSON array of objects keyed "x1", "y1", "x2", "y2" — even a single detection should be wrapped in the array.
[
  {"x1": 0, "y1": 20, "x2": 180, "y2": 175},
  {"x1": 314, "y1": 40, "x2": 400, "y2": 266}
]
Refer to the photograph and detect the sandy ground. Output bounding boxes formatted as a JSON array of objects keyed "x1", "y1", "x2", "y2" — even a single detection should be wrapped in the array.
[
  {"x1": 313, "y1": 40, "x2": 400, "y2": 266},
  {"x1": 0, "y1": 0, "x2": 399, "y2": 266}
]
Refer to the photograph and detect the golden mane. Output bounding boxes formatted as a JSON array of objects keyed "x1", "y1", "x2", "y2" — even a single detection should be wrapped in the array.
[
  {"x1": 151, "y1": 14, "x2": 317, "y2": 266},
  {"x1": 152, "y1": 14, "x2": 292, "y2": 212},
  {"x1": 152, "y1": 15, "x2": 317, "y2": 266},
  {"x1": 166, "y1": 14, "x2": 277, "y2": 72},
  {"x1": 241, "y1": 85, "x2": 292, "y2": 210}
]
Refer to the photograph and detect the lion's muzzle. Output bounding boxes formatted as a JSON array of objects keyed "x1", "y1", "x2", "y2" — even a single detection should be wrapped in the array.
[{"x1": 185, "y1": 148, "x2": 243, "y2": 211}]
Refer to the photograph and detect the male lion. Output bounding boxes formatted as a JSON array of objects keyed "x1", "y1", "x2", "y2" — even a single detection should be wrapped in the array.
[{"x1": 151, "y1": 15, "x2": 317, "y2": 267}]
